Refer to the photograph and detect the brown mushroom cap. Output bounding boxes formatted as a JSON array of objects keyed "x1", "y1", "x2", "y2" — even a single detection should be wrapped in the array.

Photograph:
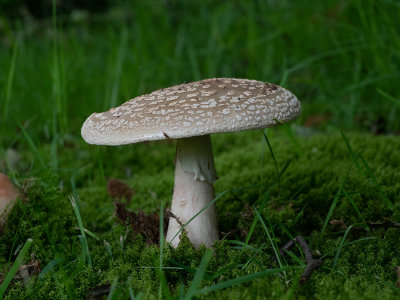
[
  {"x1": 0, "y1": 173, "x2": 19, "y2": 221},
  {"x1": 81, "y1": 78, "x2": 301, "y2": 145}
]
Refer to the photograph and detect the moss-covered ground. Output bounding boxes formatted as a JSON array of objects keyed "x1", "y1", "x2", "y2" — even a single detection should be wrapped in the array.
[
  {"x1": 1, "y1": 131, "x2": 400, "y2": 299},
  {"x1": 0, "y1": 0, "x2": 400, "y2": 298}
]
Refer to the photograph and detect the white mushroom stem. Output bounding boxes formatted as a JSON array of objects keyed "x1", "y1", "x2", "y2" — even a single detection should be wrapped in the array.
[{"x1": 166, "y1": 134, "x2": 219, "y2": 248}]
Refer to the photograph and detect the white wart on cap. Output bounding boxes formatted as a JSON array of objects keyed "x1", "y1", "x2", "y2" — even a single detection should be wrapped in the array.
[{"x1": 81, "y1": 78, "x2": 301, "y2": 248}]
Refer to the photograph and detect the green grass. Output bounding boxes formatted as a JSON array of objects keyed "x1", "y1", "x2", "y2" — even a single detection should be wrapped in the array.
[
  {"x1": 1, "y1": 0, "x2": 400, "y2": 140},
  {"x1": 0, "y1": 0, "x2": 400, "y2": 298},
  {"x1": 0, "y1": 238, "x2": 33, "y2": 298}
]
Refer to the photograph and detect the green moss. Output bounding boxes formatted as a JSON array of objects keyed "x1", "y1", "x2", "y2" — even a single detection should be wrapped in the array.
[
  {"x1": 1, "y1": 132, "x2": 400, "y2": 298},
  {"x1": 0, "y1": 174, "x2": 74, "y2": 263}
]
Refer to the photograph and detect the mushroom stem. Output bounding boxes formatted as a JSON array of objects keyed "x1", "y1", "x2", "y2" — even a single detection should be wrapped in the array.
[{"x1": 166, "y1": 134, "x2": 219, "y2": 248}]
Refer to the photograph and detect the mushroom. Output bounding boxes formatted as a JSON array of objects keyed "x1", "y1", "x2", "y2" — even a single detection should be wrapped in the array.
[
  {"x1": 0, "y1": 173, "x2": 19, "y2": 225},
  {"x1": 81, "y1": 78, "x2": 301, "y2": 248}
]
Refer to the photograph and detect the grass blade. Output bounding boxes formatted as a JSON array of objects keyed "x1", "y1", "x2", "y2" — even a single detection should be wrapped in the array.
[
  {"x1": 17, "y1": 121, "x2": 47, "y2": 171},
  {"x1": 263, "y1": 131, "x2": 281, "y2": 189},
  {"x1": 96, "y1": 148, "x2": 106, "y2": 185},
  {"x1": 377, "y1": 88, "x2": 400, "y2": 106},
  {"x1": 332, "y1": 225, "x2": 354, "y2": 270},
  {"x1": 293, "y1": 203, "x2": 307, "y2": 225},
  {"x1": 51, "y1": 0, "x2": 67, "y2": 135},
  {"x1": 196, "y1": 266, "x2": 296, "y2": 295},
  {"x1": 170, "y1": 190, "x2": 229, "y2": 243},
  {"x1": 110, "y1": 28, "x2": 128, "y2": 108},
  {"x1": 169, "y1": 259, "x2": 214, "y2": 280},
  {"x1": 340, "y1": 130, "x2": 362, "y2": 172},
  {"x1": 159, "y1": 202, "x2": 164, "y2": 272},
  {"x1": 70, "y1": 196, "x2": 92, "y2": 267},
  {"x1": 78, "y1": 235, "x2": 89, "y2": 265},
  {"x1": 73, "y1": 227, "x2": 99, "y2": 241},
  {"x1": 320, "y1": 163, "x2": 353, "y2": 238},
  {"x1": 39, "y1": 257, "x2": 65, "y2": 279},
  {"x1": 342, "y1": 188, "x2": 369, "y2": 230},
  {"x1": 128, "y1": 278, "x2": 135, "y2": 300},
  {"x1": 241, "y1": 245, "x2": 266, "y2": 270},
  {"x1": 127, "y1": 276, "x2": 143, "y2": 300},
  {"x1": 184, "y1": 249, "x2": 213, "y2": 300},
  {"x1": 0, "y1": 238, "x2": 33, "y2": 298},
  {"x1": 104, "y1": 240, "x2": 113, "y2": 258},
  {"x1": 159, "y1": 201, "x2": 164, "y2": 300},
  {"x1": 1, "y1": 38, "x2": 18, "y2": 142},
  {"x1": 254, "y1": 207, "x2": 284, "y2": 270},
  {"x1": 229, "y1": 240, "x2": 258, "y2": 251},
  {"x1": 321, "y1": 237, "x2": 376, "y2": 259},
  {"x1": 107, "y1": 277, "x2": 118, "y2": 300},
  {"x1": 240, "y1": 192, "x2": 269, "y2": 256},
  {"x1": 157, "y1": 202, "x2": 173, "y2": 300},
  {"x1": 283, "y1": 249, "x2": 306, "y2": 266}
]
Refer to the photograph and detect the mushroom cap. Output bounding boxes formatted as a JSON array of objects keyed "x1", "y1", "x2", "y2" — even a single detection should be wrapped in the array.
[
  {"x1": 0, "y1": 173, "x2": 19, "y2": 219},
  {"x1": 82, "y1": 78, "x2": 301, "y2": 145}
]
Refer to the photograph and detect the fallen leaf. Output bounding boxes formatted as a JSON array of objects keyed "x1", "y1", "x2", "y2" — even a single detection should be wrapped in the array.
[{"x1": 107, "y1": 178, "x2": 135, "y2": 203}]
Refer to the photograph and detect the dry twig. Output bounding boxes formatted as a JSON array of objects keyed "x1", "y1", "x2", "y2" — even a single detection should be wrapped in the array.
[{"x1": 279, "y1": 235, "x2": 322, "y2": 283}]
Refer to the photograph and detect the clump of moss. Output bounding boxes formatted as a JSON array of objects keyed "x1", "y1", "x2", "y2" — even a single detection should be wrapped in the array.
[{"x1": 0, "y1": 173, "x2": 74, "y2": 264}]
